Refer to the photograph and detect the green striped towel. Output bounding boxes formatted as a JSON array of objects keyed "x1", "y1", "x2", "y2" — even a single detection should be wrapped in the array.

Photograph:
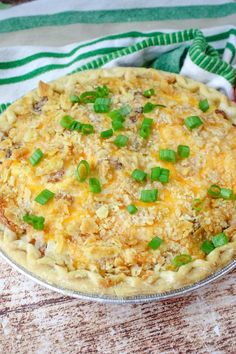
[{"x1": 0, "y1": 1, "x2": 235, "y2": 113}]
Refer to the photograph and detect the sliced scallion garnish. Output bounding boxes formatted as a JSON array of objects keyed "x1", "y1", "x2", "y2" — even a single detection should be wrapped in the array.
[
  {"x1": 184, "y1": 116, "x2": 203, "y2": 130},
  {"x1": 131, "y1": 169, "x2": 147, "y2": 182},
  {"x1": 140, "y1": 189, "x2": 158, "y2": 203},
  {"x1": 76, "y1": 160, "x2": 90, "y2": 182},
  {"x1": 23, "y1": 214, "x2": 45, "y2": 230},
  {"x1": 143, "y1": 88, "x2": 155, "y2": 98},
  {"x1": 148, "y1": 236, "x2": 163, "y2": 250},
  {"x1": 35, "y1": 189, "x2": 55, "y2": 205},
  {"x1": 172, "y1": 254, "x2": 192, "y2": 267},
  {"x1": 199, "y1": 98, "x2": 209, "y2": 112},
  {"x1": 159, "y1": 149, "x2": 176, "y2": 163},
  {"x1": 200, "y1": 240, "x2": 215, "y2": 254},
  {"x1": 212, "y1": 232, "x2": 229, "y2": 247},
  {"x1": 127, "y1": 204, "x2": 138, "y2": 215},
  {"x1": 100, "y1": 129, "x2": 113, "y2": 139},
  {"x1": 29, "y1": 148, "x2": 44, "y2": 166},
  {"x1": 89, "y1": 178, "x2": 102, "y2": 193},
  {"x1": 114, "y1": 135, "x2": 128, "y2": 148},
  {"x1": 177, "y1": 145, "x2": 190, "y2": 158},
  {"x1": 94, "y1": 97, "x2": 111, "y2": 113}
]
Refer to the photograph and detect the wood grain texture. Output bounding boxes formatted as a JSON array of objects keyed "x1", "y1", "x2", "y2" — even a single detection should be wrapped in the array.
[{"x1": 0, "y1": 258, "x2": 235, "y2": 354}]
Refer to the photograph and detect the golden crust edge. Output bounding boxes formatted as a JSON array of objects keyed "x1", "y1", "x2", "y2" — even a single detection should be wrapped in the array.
[{"x1": 0, "y1": 67, "x2": 236, "y2": 296}]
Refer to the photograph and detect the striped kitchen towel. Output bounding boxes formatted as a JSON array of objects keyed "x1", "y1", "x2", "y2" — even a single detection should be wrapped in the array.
[{"x1": 0, "y1": 0, "x2": 235, "y2": 112}]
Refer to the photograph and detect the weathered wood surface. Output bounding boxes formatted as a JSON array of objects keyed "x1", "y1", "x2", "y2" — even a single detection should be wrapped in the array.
[{"x1": 0, "y1": 258, "x2": 235, "y2": 354}]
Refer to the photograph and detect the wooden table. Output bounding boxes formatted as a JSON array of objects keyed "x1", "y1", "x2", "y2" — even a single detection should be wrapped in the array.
[{"x1": 1, "y1": 258, "x2": 235, "y2": 354}]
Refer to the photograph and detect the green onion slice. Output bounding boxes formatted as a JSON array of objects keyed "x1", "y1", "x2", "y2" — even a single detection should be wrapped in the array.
[
  {"x1": 184, "y1": 116, "x2": 203, "y2": 130},
  {"x1": 127, "y1": 204, "x2": 138, "y2": 215},
  {"x1": 148, "y1": 236, "x2": 163, "y2": 250},
  {"x1": 60, "y1": 115, "x2": 74, "y2": 129},
  {"x1": 114, "y1": 135, "x2": 128, "y2": 148},
  {"x1": 140, "y1": 189, "x2": 158, "y2": 203},
  {"x1": 192, "y1": 198, "x2": 204, "y2": 212},
  {"x1": 81, "y1": 124, "x2": 94, "y2": 135},
  {"x1": 35, "y1": 189, "x2": 55, "y2": 205},
  {"x1": 70, "y1": 120, "x2": 82, "y2": 131},
  {"x1": 23, "y1": 214, "x2": 45, "y2": 230},
  {"x1": 212, "y1": 232, "x2": 229, "y2": 247},
  {"x1": 100, "y1": 129, "x2": 113, "y2": 139},
  {"x1": 208, "y1": 184, "x2": 221, "y2": 198},
  {"x1": 143, "y1": 88, "x2": 155, "y2": 97},
  {"x1": 94, "y1": 97, "x2": 111, "y2": 113},
  {"x1": 139, "y1": 118, "x2": 153, "y2": 139},
  {"x1": 89, "y1": 178, "x2": 102, "y2": 193},
  {"x1": 220, "y1": 188, "x2": 233, "y2": 200},
  {"x1": 159, "y1": 149, "x2": 176, "y2": 163},
  {"x1": 159, "y1": 168, "x2": 170, "y2": 183},
  {"x1": 200, "y1": 240, "x2": 215, "y2": 254},
  {"x1": 151, "y1": 167, "x2": 161, "y2": 181},
  {"x1": 29, "y1": 148, "x2": 44, "y2": 166},
  {"x1": 177, "y1": 145, "x2": 190, "y2": 158},
  {"x1": 112, "y1": 119, "x2": 124, "y2": 131},
  {"x1": 80, "y1": 91, "x2": 97, "y2": 103},
  {"x1": 143, "y1": 102, "x2": 165, "y2": 113},
  {"x1": 76, "y1": 160, "x2": 90, "y2": 182},
  {"x1": 199, "y1": 98, "x2": 209, "y2": 112},
  {"x1": 70, "y1": 95, "x2": 80, "y2": 104},
  {"x1": 95, "y1": 85, "x2": 109, "y2": 98},
  {"x1": 131, "y1": 169, "x2": 147, "y2": 182},
  {"x1": 172, "y1": 254, "x2": 192, "y2": 267}
]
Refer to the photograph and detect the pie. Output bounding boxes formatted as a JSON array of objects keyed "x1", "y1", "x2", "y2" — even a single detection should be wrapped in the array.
[{"x1": 0, "y1": 67, "x2": 236, "y2": 297}]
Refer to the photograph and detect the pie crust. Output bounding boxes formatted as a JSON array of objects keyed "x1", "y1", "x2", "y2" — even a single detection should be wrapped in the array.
[{"x1": 0, "y1": 68, "x2": 236, "y2": 297}]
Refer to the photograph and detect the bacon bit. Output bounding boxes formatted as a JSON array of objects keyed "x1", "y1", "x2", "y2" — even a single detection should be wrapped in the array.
[
  {"x1": 215, "y1": 109, "x2": 228, "y2": 120},
  {"x1": 0, "y1": 197, "x2": 24, "y2": 234},
  {"x1": 129, "y1": 115, "x2": 138, "y2": 123},
  {"x1": 109, "y1": 158, "x2": 123, "y2": 170},
  {"x1": 47, "y1": 169, "x2": 65, "y2": 183},
  {"x1": 56, "y1": 192, "x2": 74, "y2": 203},
  {"x1": 167, "y1": 76, "x2": 177, "y2": 84},
  {"x1": 33, "y1": 96, "x2": 48, "y2": 113},
  {"x1": 5, "y1": 149, "x2": 12, "y2": 158}
]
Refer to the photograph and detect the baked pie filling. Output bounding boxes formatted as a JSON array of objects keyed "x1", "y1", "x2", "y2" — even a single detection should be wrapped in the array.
[{"x1": 0, "y1": 68, "x2": 235, "y2": 296}]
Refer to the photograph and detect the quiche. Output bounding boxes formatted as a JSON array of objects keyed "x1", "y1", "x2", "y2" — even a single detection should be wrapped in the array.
[{"x1": 0, "y1": 67, "x2": 236, "y2": 297}]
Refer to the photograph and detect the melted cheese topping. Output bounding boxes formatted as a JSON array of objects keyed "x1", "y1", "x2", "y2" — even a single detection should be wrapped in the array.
[{"x1": 0, "y1": 69, "x2": 236, "y2": 283}]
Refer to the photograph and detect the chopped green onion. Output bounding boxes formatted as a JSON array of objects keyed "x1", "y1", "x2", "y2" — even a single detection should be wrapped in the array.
[
  {"x1": 148, "y1": 236, "x2": 163, "y2": 250},
  {"x1": 131, "y1": 169, "x2": 147, "y2": 182},
  {"x1": 127, "y1": 204, "x2": 138, "y2": 215},
  {"x1": 143, "y1": 88, "x2": 155, "y2": 97},
  {"x1": 143, "y1": 102, "x2": 156, "y2": 113},
  {"x1": 29, "y1": 148, "x2": 44, "y2": 166},
  {"x1": 109, "y1": 110, "x2": 124, "y2": 121},
  {"x1": 140, "y1": 189, "x2": 158, "y2": 203},
  {"x1": 81, "y1": 124, "x2": 94, "y2": 135},
  {"x1": 220, "y1": 188, "x2": 233, "y2": 200},
  {"x1": 177, "y1": 145, "x2": 190, "y2": 158},
  {"x1": 76, "y1": 160, "x2": 90, "y2": 182},
  {"x1": 143, "y1": 102, "x2": 165, "y2": 113},
  {"x1": 192, "y1": 198, "x2": 204, "y2": 212},
  {"x1": 199, "y1": 98, "x2": 209, "y2": 112},
  {"x1": 139, "y1": 118, "x2": 153, "y2": 139},
  {"x1": 95, "y1": 85, "x2": 109, "y2": 98},
  {"x1": 172, "y1": 254, "x2": 192, "y2": 267},
  {"x1": 184, "y1": 116, "x2": 203, "y2": 130},
  {"x1": 100, "y1": 129, "x2": 113, "y2": 139},
  {"x1": 60, "y1": 115, "x2": 74, "y2": 129},
  {"x1": 112, "y1": 119, "x2": 124, "y2": 131},
  {"x1": 23, "y1": 214, "x2": 45, "y2": 230},
  {"x1": 200, "y1": 240, "x2": 215, "y2": 254},
  {"x1": 35, "y1": 189, "x2": 55, "y2": 205},
  {"x1": 94, "y1": 97, "x2": 111, "y2": 113},
  {"x1": 70, "y1": 120, "x2": 82, "y2": 131},
  {"x1": 119, "y1": 105, "x2": 132, "y2": 117},
  {"x1": 80, "y1": 91, "x2": 97, "y2": 103},
  {"x1": 151, "y1": 167, "x2": 161, "y2": 181},
  {"x1": 159, "y1": 149, "x2": 176, "y2": 163},
  {"x1": 159, "y1": 168, "x2": 170, "y2": 183},
  {"x1": 212, "y1": 232, "x2": 229, "y2": 247},
  {"x1": 208, "y1": 184, "x2": 221, "y2": 198},
  {"x1": 89, "y1": 178, "x2": 102, "y2": 193},
  {"x1": 70, "y1": 95, "x2": 80, "y2": 104},
  {"x1": 114, "y1": 135, "x2": 128, "y2": 148},
  {"x1": 151, "y1": 167, "x2": 170, "y2": 183}
]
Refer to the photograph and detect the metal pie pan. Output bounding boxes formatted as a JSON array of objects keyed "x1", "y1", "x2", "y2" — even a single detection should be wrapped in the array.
[{"x1": 1, "y1": 248, "x2": 235, "y2": 303}]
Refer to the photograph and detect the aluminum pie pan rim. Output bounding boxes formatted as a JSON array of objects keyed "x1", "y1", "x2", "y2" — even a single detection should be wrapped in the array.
[{"x1": 1, "y1": 248, "x2": 235, "y2": 304}]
